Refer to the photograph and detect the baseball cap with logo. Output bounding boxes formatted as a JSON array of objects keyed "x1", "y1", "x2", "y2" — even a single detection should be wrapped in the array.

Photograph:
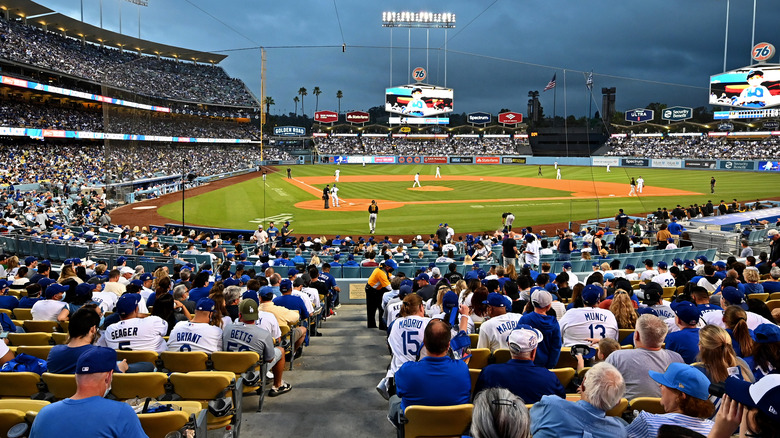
[
  {"x1": 196, "y1": 298, "x2": 216, "y2": 312},
  {"x1": 279, "y1": 279, "x2": 292, "y2": 292},
  {"x1": 531, "y1": 290, "x2": 553, "y2": 308},
  {"x1": 24, "y1": 256, "x2": 37, "y2": 265},
  {"x1": 239, "y1": 299, "x2": 259, "y2": 320},
  {"x1": 75, "y1": 346, "x2": 121, "y2": 374},
  {"x1": 75, "y1": 283, "x2": 95, "y2": 296},
  {"x1": 674, "y1": 301, "x2": 701, "y2": 326},
  {"x1": 483, "y1": 292, "x2": 507, "y2": 308},
  {"x1": 649, "y1": 362, "x2": 710, "y2": 401},
  {"x1": 625, "y1": 264, "x2": 636, "y2": 271},
  {"x1": 116, "y1": 293, "x2": 142, "y2": 315},
  {"x1": 45, "y1": 283, "x2": 68, "y2": 298},
  {"x1": 722, "y1": 286, "x2": 746, "y2": 307},
  {"x1": 139, "y1": 273, "x2": 154, "y2": 282},
  {"x1": 508, "y1": 325, "x2": 544, "y2": 354},
  {"x1": 657, "y1": 261, "x2": 668, "y2": 269},
  {"x1": 581, "y1": 284, "x2": 604, "y2": 305},
  {"x1": 288, "y1": 268, "x2": 299, "y2": 277},
  {"x1": 563, "y1": 262, "x2": 573, "y2": 269},
  {"x1": 725, "y1": 374, "x2": 780, "y2": 421},
  {"x1": 415, "y1": 273, "x2": 430, "y2": 282},
  {"x1": 640, "y1": 282, "x2": 664, "y2": 303},
  {"x1": 116, "y1": 256, "x2": 127, "y2": 265}
]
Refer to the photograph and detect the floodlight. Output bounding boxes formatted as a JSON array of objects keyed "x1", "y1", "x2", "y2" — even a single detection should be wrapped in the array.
[{"x1": 381, "y1": 11, "x2": 456, "y2": 28}]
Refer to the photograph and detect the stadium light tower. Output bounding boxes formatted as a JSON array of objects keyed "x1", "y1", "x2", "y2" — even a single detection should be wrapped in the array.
[{"x1": 382, "y1": 12, "x2": 456, "y2": 86}]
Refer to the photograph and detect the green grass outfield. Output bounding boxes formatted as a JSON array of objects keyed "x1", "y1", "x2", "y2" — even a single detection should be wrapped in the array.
[{"x1": 156, "y1": 164, "x2": 779, "y2": 235}]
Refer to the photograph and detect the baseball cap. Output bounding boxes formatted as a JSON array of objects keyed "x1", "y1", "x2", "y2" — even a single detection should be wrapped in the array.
[
  {"x1": 259, "y1": 287, "x2": 275, "y2": 301},
  {"x1": 116, "y1": 256, "x2": 127, "y2": 265},
  {"x1": 443, "y1": 291, "x2": 459, "y2": 309},
  {"x1": 684, "y1": 260, "x2": 695, "y2": 269},
  {"x1": 223, "y1": 278, "x2": 239, "y2": 287},
  {"x1": 508, "y1": 325, "x2": 544, "y2": 354},
  {"x1": 714, "y1": 261, "x2": 727, "y2": 268},
  {"x1": 24, "y1": 256, "x2": 37, "y2": 265},
  {"x1": 603, "y1": 272, "x2": 615, "y2": 281},
  {"x1": 383, "y1": 259, "x2": 397, "y2": 270},
  {"x1": 116, "y1": 293, "x2": 142, "y2": 315},
  {"x1": 293, "y1": 277, "x2": 306, "y2": 288},
  {"x1": 657, "y1": 261, "x2": 668, "y2": 269},
  {"x1": 640, "y1": 282, "x2": 664, "y2": 303},
  {"x1": 531, "y1": 290, "x2": 553, "y2": 308},
  {"x1": 38, "y1": 277, "x2": 55, "y2": 288},
  {"x1": 726, "y1": 374, "x2": 780, "y2": 422},
  {"x1": 242, "y1": 290, "x2": 259, "y2": 303},
  {"x1": 398, "y1": 284, "x2": 413, "y2": 299},
  {"x1": 753, "y1": 323, "x2": 780, "y2": 343},
  {"x1": 674, "y1": 301, "x2": 701, "y2": 326},
  {"x1": 649, "y1": 362, "x2": 710, "y2": 401},
  {"x1": 563, "y1": 262, "x2": 573, "y2": 269},
  {"x1": 196, "y1": 298, "x2": 216, "y2": 312},
  {"x1": 415, "y1": 273, "x2": 430, "y2": 282},
  {"x1": 483, "y1": 292, "x2": 507, "y2": 307},
  {"x1": 0, "y1": 279, "x2": 9, "y2": 289},
  {"x1": 673, "y1": 258, "x2": 683, "y2": 266},
  {"x1": 696, "y1": 255, "x2": 708, "y2": 262},
  {"x1": 226, "y1": 253, "x2": 235, "y2": 259},
  {"x1": 581, "y1": 284, "x2": 603, "y2": 305},
  {"x1": 129, "y1": 279, "x2": 143, "y2": 287},
  {"x1": 239, "y1": 299, "x2": 259, "y2": 320},
  {"x1": 625, "y1": 264, "x2": 636, "y2": 271},
  {"x1": 288, "y1": 268, "x2": 299, "y2": 277},
  {"x1": 592, "y1": 262, "x2": 599, "y2": 268},
  {"x1": 45, "y1": 283, "x2": 68, "y2": 298},
  {"x1": 75, "y1": 346, "x2": 121, "y2": 374},
  {"x1": 139, "y1": 273, "x2": 154, "y2": 282},
  {"x1": 120, "y1": 266, "x2": 134, "y2": 275},
  {"x1": 240, "y1": 274, "x2": 251, "y2": 284},
  {"x1": 75, "y1": 283, "x2": 95, "y2": 296},
  {"x1": 279, "y1": 279, "x2": 292, "y2": 292},
  {"x1": 722, "y1": 286, "x2": 745, "y2": 306}
]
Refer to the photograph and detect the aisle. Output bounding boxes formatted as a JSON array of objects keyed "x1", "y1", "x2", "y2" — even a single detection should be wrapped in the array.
[{"x1": 238, "y1": 304, "x2": 395, "y2": 437}]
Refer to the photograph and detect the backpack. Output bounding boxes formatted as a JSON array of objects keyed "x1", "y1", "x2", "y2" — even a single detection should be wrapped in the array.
[{"x1": 0, "y1": 353, "x2": 48, "y2": 375}]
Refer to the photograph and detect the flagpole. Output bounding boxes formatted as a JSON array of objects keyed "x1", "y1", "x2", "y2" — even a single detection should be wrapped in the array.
[
  {"x1": 553, "y1": 80, "x2": 557, "y2": 127},
  {"x1": 563, "y1": 69, "x2": 568, "y2": 157}
]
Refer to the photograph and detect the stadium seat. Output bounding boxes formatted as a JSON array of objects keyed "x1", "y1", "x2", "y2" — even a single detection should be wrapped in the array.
[
  {"x1": 468, "y1": 333, "x2": 479, "y2": 349},
  {"x1": 0, "y1": 309, "x2": 11, "y2": 318},
  {"x1": 468, "y1": 348, "x2": 491, "y2": 369},
  {"x1": 7, "y1": 333, "x2": 52, "y2": 346},
  {"x1": 116, "y1": 350, "x2": 160, "y2": 364},
  {"x1": 16, "y1": 346, "x2": 53, "y2": 360},
  {"x1": 137, "y1": 410, "x2": 191, "y2": 438},
  {"x1": 606, "y1": 398, "x2": 630, "y2": 417},
  {"x1": 159, "y1": 351, "x2": 210, "y2": 373},
  {"x1": 662, "y1": 287, "x2": 676, "y2": 299},
  {"x1": 22, "y1": 320, "x2": 60, "y2": 333},
  {"x1": 168, "y1": 371, "x2": 238, "y2": 431},
  {"x1": 0, "y1": 372, "x2": 41, "y2": 398},
  {"x1": 492, "y1": 349, "x2": 511, "y2": 364},
  {"x1": 469, "y1": 369, "x2": 480, "y2": 394},
  {"x1": 400, "y1": 404, "x2": 473, "y2": 438},
  {"x1": 341, "y1": 266, "x2": 360, "y2": 278},
  {"x1": 12, "y1": 309, "x2": 32, "y2": 320},
  {"x1": 40, "y1": 373, "x2": 77, "y2": 400},
  {"x1": 360, "y1": 266, "x2": 375, "y2": 278},
  {"x1": 770, "y1": 292, "x2": 780, "y2": 302},
  {"x1": 765, "y1": 300, "x2": 780, "y2": 312},
  {"x1": 211, "y1": 351, "x2": 268, "y2": 412},
  {"x1": 748, "y1": 293, "x2": 769, "y2": 302},
  {"x1": 618, "y1": 329, "x2": 635, "y2": 343},
  {"x1": 555, "y1": 348, "x2": 579, "y2": 369},
  {"x1": 110, "y1": 372, "x2": 169, "y2": 400},
  {"x1": 51, "y1": 333, "x2": 69, "y2": 345},
  {"x1": 628, "y1": 397, "x2": 665, "y2": 414},
  {"x1": 0, "y1": 409, "x2": 26, "y2": 438}
]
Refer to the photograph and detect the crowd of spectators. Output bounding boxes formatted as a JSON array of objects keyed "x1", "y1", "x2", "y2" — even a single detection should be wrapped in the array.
[
  {"x1": 605, "y1": 135, "x2": 780, "y2": 160},
  {"x1": 315, "y1": 136, "x2": 520, "y2": 156},
  {"x1": 0, "y1": 16, "x2": 257, "y2": 107}
]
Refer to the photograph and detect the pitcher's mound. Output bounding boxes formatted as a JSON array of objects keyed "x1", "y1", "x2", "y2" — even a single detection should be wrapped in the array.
[{"x1": 407, "y1": 186, "x2": 453, "y2": 192}]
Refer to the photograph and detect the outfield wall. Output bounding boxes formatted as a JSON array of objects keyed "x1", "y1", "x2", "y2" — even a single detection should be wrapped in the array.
[{"x1": 317, "y1": 155, "x2": 777, "y2": 172}]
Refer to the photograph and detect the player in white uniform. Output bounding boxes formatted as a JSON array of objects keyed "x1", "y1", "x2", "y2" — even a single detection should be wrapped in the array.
[
  {"x1": 556, "y1": 168, "x2": 562, "y2": 180},
  {"x1": 554, "y1": 161, "x2": 558, "y2": 169},
  {"x1": 435, "y1": 166, "x2": 441, "y2": 178},
  {"x1": 558, "y1": 285, "x2": 618, "y2": 347},
  {"x1": 99, "y1": 293, "x2": 168, "y2": 352},
  {"x1": 606, "y1": 164, "x2": 611, "y2": 172},
  {"x1": 386, "y1": 294, "x2": 431, "y2": 377},
  {"x1": 651, "y1": 262, "x2": 675, "y2": 288},
  {"x1": 637, "y1": 176, "x2": 645, "y2": 193},
  {"x1": 412, "y1": 173, "x2": 421, "y2": 188},
  {"x1": 477, "y1": 293, "x2": 523, "y2": 351},
  {"x1": 334, "y1": 169, "x2": 340, "y2": 182},
  {"x1": 166, "y1": 298, "x2": 223, "y2": 353},
  {"x1": 504, "y1": 213, "x2": 515, "y2": 231},
  {"x1": 330, "y1": 185, "x2": 340, "y2": 208}
]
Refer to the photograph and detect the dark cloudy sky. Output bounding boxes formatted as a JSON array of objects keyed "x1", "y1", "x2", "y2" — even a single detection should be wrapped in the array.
[{"x1": 38, "y1": 0, "x2": 777, "y2": 116}]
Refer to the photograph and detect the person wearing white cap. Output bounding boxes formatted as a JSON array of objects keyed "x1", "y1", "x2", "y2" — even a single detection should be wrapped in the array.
[
  {"x1": 474, "y1": 325, "x2": 565, "y2": 404},
  {"x1": 518, "y1": 290, "x2": 562, "y2": 369},
  {"x1": 118, "y1": 266, "x2": 134, "y2": 286}
]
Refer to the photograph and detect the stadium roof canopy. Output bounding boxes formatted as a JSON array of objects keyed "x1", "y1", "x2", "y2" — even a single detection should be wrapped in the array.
[{"x1": 0, "y1": 0, "x2": 227, "y2": 63}]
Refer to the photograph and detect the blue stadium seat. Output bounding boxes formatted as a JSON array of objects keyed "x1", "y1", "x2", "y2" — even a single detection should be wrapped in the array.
[{"x1": 342, "y1": 266, "x2": 360, "y2": 278}]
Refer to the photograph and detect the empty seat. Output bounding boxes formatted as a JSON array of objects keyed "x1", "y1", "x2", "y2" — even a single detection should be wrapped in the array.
[
  {"x1": 111, "y1": 372, "x2": 169, "y2": 401},
  {"x1": 401, "y1": 403, "x2": 474, "y2": 438},
  {"x1": 159, "y1": 351, "x2": 209, "y2": 373},
  {"x1": 40, "y1": 373, "x2": 77, "y2": 400}
]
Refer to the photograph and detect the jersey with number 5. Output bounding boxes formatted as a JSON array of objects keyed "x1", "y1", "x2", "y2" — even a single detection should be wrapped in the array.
[
  {"x1": 387, "y1": 315, "x2": 431, "y2": 375},
  {"x1": 559, "y1": 307, "x2": 619, "y2": 347},
  {"x1": 166, "y1": 321, "x2": 223, "y2": 353},
  {"x1": 99, "y1": 316, "x2": 168, "y2": 352}
]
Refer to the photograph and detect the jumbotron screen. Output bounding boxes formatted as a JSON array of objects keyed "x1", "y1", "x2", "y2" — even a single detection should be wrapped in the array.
[
  {"x1": 385, "y1": 84, "x2": 453, "y2": 117},
  {"x1": 710, "y1": 64, "x2": 780, "y2": 109}
]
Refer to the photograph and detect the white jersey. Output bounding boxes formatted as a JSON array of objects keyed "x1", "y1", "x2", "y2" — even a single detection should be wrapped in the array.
[
  {"x1": 167, "y1": 321, "x2": 223, "y2": 353},
  {"x1": 564, "y1": 270, "x2": 580, "y2": 285},
  {"x1": 300, "y1": 287, "x2": 321, "y2": 308},
  {"x1": 385, "y1": 300, "x2": 403, "y2": 326},
  {"x1": 387, "y1": 315, "x2": 431, "y2": 376},
  {"x1": 624, "y1": 272, "x2": 639, "y2": 281},
  {"x1": 697, "y1": 278, "x2": 722, "y2": 293},
  {"x1": 31, "y1": 300, "x2": 67, "y2": 321},
  {"x1": 702, "y1": 310, "x2": 771, "y2": 331},
  {"x1": 91, "y1": 291, "x2": 119, "y2": 314},
  {"x1": 640, "y1": 270, "x2": 657, "y2": 281},
  {"x1": 477, "y1": 313, "x2": 523, "y2": 351},
  {"x1": 292, "y1": 291, "x2": 314, "y2": 314},
  {"x1": 255, "y1": 310, "x2": 282, "y2": 340},
  {"x1": 100, "y1": 316, "x2": 168, "y2": 352},
  {"x1": 637, "y1": 177, "x2": 644, "y2": 187},
  {"x1": 525, "y1": 240, "x2": 541, "y2": 266},
  {"x1": 652, "y1": 272, "x2": 676, "y2": 288},
  {"x1": 140, "y1": 287, "x2": 154, "y2": 302},
  {"x1": 559, "y1": 307, "x2": 619, "y2": 347},
  {"x1": 505, "y1": 214, "x2": 515, "y2": 227},
  {"x1": 334, "y1": 169, "x2": 340, "y2": 180}
]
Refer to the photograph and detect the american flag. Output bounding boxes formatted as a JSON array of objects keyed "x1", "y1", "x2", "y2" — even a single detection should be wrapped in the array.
[{"x1": 543, "y1": 74, "x2": 556, "y2": 92}]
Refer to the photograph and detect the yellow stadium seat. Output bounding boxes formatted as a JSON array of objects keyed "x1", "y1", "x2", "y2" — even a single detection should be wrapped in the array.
[
  {"x1": 401, "y1": 404, "x2": 474, "y2": 438},
  {"x1": 556, "y1": 348, "x2": 578, "y2": 369},
  {"x1": 552, "y1": 367, "x2": 576, "y2": 388},
  {"x1": 211, "y1": 351, "x2": 267, "y2": 412},
  {"x1": 468, "y1": 333, "x2": 479, "y2": 349},
  {"x1": 618, "y1": 329, "x2": 635, "y2": 343},
  {"x1": 748, "y1": 293, "x2": 769, "y2": 302},
  {"x1": 468, "y1": 348, "x2": 491, "y2": 369},
  {"x1": 0, "y1": 409, "x2": 26, "y2": 438},
  {"x1": 137, "y1": 410, "x2": 191, "y2": 438},
  {"x1": 6, "y1": 332, "x2": 51, "y2": 346},
  {"x1": 12, "y1": 308, "x2": 32, "y2": 320},
  {"x1": 629, "y1": 397, "x2": 665, "y2": 414},
  {"x1": 168, "y1": 371, "x2": 237, "y2": 431},
  {"x1": 469, "y1": 369, "x2": 480, "y2": 394},
  {"x1": 607, "y1": 398, "x2": 629, "y2": 417},
  {"x1": 116, "y1": 350, "x2": 159, "y2": 364},
  {"x1": 770, "y1": 292, "x2": 780, "y2": 302},
  {"x1": 111, "y1": 372, "x2": 169, "y2": 401},
  {"x1": 51, "y1": 333, "x2": 69, "y2": 345},
  {"x1": 766, "y1": 300, "x2": 780, "y2": 312},
  {"x1": 474, "y1": 321, "x2": 482, "y2": 333},
  {"x1": 662, "y1": 287, "x2": 676, "y2": 299},
  {"x1": 159, "y1": 351, "x2": 209, "y2": 373},
  {"x1": 0, "y1": 372, "x2": 41, "y2": 398},
  {"x1": 41, "y1": 373, "x2": 77, "y2": 400},
  {"x1": 492, "y1": 349, "x2": 511, "y2": 364},
  {"x1": 22, "y1": 320, "x2": 60, "y2": 333},
  {"x1": 0, "y1": 309, "x2": 11, "y2": 318},
  {"x1": 16, "y1": 346, "x2": 53, "y2": 361}
]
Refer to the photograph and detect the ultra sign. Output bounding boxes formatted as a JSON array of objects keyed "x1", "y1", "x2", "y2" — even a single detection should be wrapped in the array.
[{"x1": 625, "y1": 109, "x2": 654, "y2": 123}]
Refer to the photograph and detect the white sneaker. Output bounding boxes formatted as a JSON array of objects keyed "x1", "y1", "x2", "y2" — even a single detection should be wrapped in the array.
[{"x1": 376, "y1": 377, "x2": 390, "y2": 400}]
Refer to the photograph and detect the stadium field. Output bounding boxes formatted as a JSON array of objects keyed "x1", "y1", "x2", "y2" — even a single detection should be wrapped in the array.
[{"x1": 150, "y1": 164, "x2": 779, "y2": 235}]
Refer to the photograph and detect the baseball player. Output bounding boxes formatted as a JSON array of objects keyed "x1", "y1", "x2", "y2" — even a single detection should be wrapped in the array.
[
  {"x1": 504, "y1": 212, "x2": 515, "y2": 231},
  {"x1": 334, "y1": 168, "x2": 340, "y2": 182},
  {"x1": 368, "y1": 200, "x2": 379, "y2": 234},
  {"x1": 558, "y1": 285, "x2": 618, "y2": 347},
  {"x1": 556, "y1": 168, "x2": 561, "y2": 180},
  {"x1": 412, "y1": 173, "x2": 421, "y2": 188},
  {"x1": 166, "y1": 298, "x2": 223, "y2": 353},
  {"x1": 477, "y1": 293, "x2": 523, "y2": 351},
  {"x1": 637, "y1": 176, "x2": 644, "y2": 193},
  {"x1": 435, "y1": 166, "x2": 441, "y2": 178},
  {"x1": 331, "y1": 185, "x2": 340, "y2": 207},
  {"x1": 606, "y1": 164, "x2": 611, "y2": 173},
  {"x1": 554, "y1": 161, "x2": 558, "y2": 170},
  {"x1": 386, "y1": 294, "x2": 431, "y2": 377},
  {"x1": 98, "y1": 293, "x2": 168, "y2": 352},
  {"x1": 628, "y1": 177, "x2": 637, "y2": 196}
]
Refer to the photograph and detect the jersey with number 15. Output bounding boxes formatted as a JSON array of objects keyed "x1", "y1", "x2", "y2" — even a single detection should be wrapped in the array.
[
  {"x1": 559, "y1": 307, "x2": 619, "y2": 347},
  {"x1": 387, "y1": 315, "x2": 431, "y2": 376}
]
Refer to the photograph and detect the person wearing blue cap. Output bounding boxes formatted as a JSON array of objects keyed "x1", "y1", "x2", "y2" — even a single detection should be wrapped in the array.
[
  {"x1": 625, "y1": 362, "x2": 715, "y2": 438},
  {"x1": 274, "y1": 279, "x2": 311, "y2": 336},
  {"x1": 29, "y1": 346, "x2": 147, "y2": 438},
  {"x1": 710, "y1": 374, "x2": 780, "y2": 438},
  {"x1": 166, "y1": 298, "x2": 222, "y2": 353},
  {"x1": 559, "y1": 284, "x2": 619, "y2": 347},
  {"x1": 0, "y1": 279, "x2": 18, "y2": 311},
  {"x1": 477, "y1": 293, "x2": 523, "y2": 351},
  {"x1": 31, "y1": 283, "x2": 69, "y2": 322},
  {"x1": 99, "y1": 293, "x2": 168, "y2": 352},
  {"x1": 664, "y1": 302, "x2": 702, "y2": 364},
  {"x1": 365, "y1": 258, "x2": 396, "y2": 329}
]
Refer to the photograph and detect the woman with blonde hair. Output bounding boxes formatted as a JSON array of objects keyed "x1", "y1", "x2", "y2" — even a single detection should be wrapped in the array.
[
  {"x1": 453, "y1": 279, "x2": 468, "y2": 297},
  {"x1": 505, "y1": 264, "x2": 518, "y2": 281},
  {"x1": 722, "y1": 305, "x2": 756, "y2": 360},
  {"x1": 609, "y1": 290, "x2": 638, "y2": 329},
  {"x1": 743, "y1": 268, "x2": 764, "y2": 295},
  {"x1": 693, "y1": 325, "x2": 754, "y2": 405},
  {"x1": 58, "y1": 265, "x2": 83, "y2": 285},
  {"x1": 5, "y1": 256, "x2": 19, "y2": 278},
  {"x1": 310, "y1": 253, "x2": 321, "y2": 267}
]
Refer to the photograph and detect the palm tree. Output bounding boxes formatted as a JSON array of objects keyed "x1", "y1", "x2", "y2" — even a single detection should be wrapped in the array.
[
  {"x1": 263, "y1": 96, "x2": 275, "y2": 116},
  {"x1": 293, "y1": 96, "x2": 299, "y2": 115},
  {"x1": 336, "y1": 90, "x2": 343, "y2": 114},
  {"x1": 298, "y1": 87, "x2": 307, "y2": 115},
  {"x1": 312, "y1": 86, "x2": 322, "y2": 112}
]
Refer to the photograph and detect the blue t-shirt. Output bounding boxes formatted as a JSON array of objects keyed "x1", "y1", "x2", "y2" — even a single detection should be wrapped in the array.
[
  {"x1": 474, "y1": 359, "x2": 565, "y2": 403},
  {"x1": 18, "y1": 296, "x2": 44, "y2": 309},
  {"x1": 0, "y1": 295, "x2": 19, "y2": 310},
  {"x1": 396, "y1": 355, "x2": 471, "y2": 411},
  {"x1": 188, "y1": 285, "x2": 213, "y2": 302},
  {"x1": 665, "y1": 328, "x2": 701, "y2": 364},
  {"x1": 273, "y1": 295, "x2": 310, "y2": 320},
  {"x1": 30, "y1": 396, "x2": 146, "y2": 438},
  {"x1": 763, "y1": 281, "x2": 780, "y2": 293},
  {"x1": 47, "y1": 344, "x2": 96, "y2": 374}
]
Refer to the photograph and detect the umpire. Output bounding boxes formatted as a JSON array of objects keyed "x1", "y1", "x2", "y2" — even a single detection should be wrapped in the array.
[{"x1": 365, "y1": 259, "x2": 397, "y2": 329}]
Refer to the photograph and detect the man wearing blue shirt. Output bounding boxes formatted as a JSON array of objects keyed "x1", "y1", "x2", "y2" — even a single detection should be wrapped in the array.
[
  {"x1": 517, "y1": 290, "x2": 561, "y2": 368},
  {"x1": 389, "y1": 319, "x2": 470, "y2": 435},
  {"x1": 667, "y1": 218, "x2": 684, "y2": 236},
  {"x1": 266, "y1": 221, "x2": 279, "y2": 245},
  {"x1": 664, "y1": 302, "x2": 701, "y2": 364},
  {"x1": 474, "y1": 325, "x2": 565, "y2": 403}
]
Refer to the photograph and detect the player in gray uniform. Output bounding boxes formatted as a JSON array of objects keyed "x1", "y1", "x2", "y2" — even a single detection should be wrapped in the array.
[{"x1": 223, "y1": 299, "x2": 291, "y2": 397}]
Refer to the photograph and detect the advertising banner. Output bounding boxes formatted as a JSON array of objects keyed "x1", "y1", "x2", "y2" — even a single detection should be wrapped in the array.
[
  {"x1": 397, "y1": 156, "x2": 422, "y2": 164},
  {"x1": 373, "y1": 156, "x2": 397, "y2": 164},
  {"x1": 592, "y1": 157, "x2": 620, "y2": 167},
  {"x1": 346, "y1": 111, "x2": 370, "y2": 124},
  {"x1": 450, "y1": 157, "x2": 473, "y2": 164},
  {"x1": 467, "y1": 112, "x2": 491, "y2": 124},
  {"x1": 651, "y1": 158, "x2": 683, "y2": 168},
  {"x1": 314, "y1": 111, "x2": 338, "y2": 123},
  {"x1": 684, "y1": 160, "x2": 717, "y2": 169},
  {"x1": 625, "y1": 109, "x2": 654, "y2": 123},
  {"x1": 719, "y1": 160, "x2": 755, "y2": 170},
  {"x1": 273, "y1": 126, "x2": 306, "y2": 136},
  {"x1": 661, "y1": 106, "x2": 693, "y2": 121},
  {"x1": 501, "y1": 157, "x2": 527, "y2": 164},
  {"x1": 622, "y1": 158, "x2": 650, "y2": 167},
  {"x1": 475, "y1": 156, "x2": 500, "y2": 164},
  {"x1": 758, "y1": 161, "x2": 780, "y2": 171},
  {"x1": 424, "y1": 156, "x2": 448, "y2": 164},
  {"x1": 498, "y1": 112, "x2": 523, "y2": 124}
]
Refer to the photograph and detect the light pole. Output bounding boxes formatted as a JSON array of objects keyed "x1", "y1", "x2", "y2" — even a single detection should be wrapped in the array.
[
  {"x1": 723, "y1": 0, "x2": 730, "y2": 71},
  {"x1": 381, "y1": 12, "x2": 456, "y2": 84}
]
